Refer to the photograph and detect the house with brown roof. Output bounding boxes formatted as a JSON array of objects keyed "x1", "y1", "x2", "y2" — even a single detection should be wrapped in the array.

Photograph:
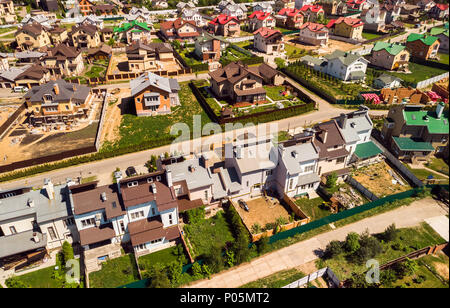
[
  {"x1": 15, "y1": 23, "x2": 52, "y2": 51},
  {"x1": 70, "y1": 23, "x2": 101, "y2": 49},
  {"x1": 100, "y1": 27, "x2": 114, "y2": 43},
  {"x1": 253, "y1": 28, "x2": 285, "y2": 55},
  {"x1": 318, "y1": 0, "x2": 348, "y2": 16},
  {"x1": 275, "y1": 8, "x2": 304, "y2": 29},
  {"x1": 326, "y1": 17, "x2": 364, "y2": 40},
  {"x1": 208, "y1": 14, "x2": 241, "y2": 37},
  {"x1": 41, "y1": 44, "x2": 85, "y2": 77},
  {"x1": 125, "y1": 40, "x2": 175, "y2": 73},
  {"x1": 194, "y1": 32, "x2": 229, "y2": 63},
  {"x1": 87, "y1": 44, "x2": 112, "y2": 62},
  {"x1": 92, "y1": 4, "x2": 117, "y2": 16},
  {"x1": 48, "y1": 26, "x2": 69, "y2": 45},
  {"x1": 399, "y1": 4, "x2": 421, "y2": 23},
  {"x1": 160, "y1": 18, "x2": 200, "y2": 42},
  {"x1": 0, "y1": 0, "x2": 17, "y2": 24},
  {"x1": 24, "y1": 79, "x2": 93, "y2": 127},
  {"x1": 79, "y1": 0, "x2": 94, "y2": 16},
  {"x1": 380, "y1": 87, "x2": 431, "y2": 105},
  {"x1": 274, "y1": 0, "x2": 296, "y2": 12},
  {"x1": 209, "y1": 61, "x2": 283, "y2": 106},
  {"x1": 298, "y1": 22, "x2": 329, "y2": 46},
  {"x1": 14, "y1": 64, "x2": 51, "y2": 89}
]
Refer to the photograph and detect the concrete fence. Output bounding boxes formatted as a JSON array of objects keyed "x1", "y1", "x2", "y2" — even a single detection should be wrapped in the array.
[
  {"x1": 416, "y1": 72, "x2": 449, "y2": 89},
  {"x1": 282, "y1": 267, "x2": 340, "y2": 288},
  {"x1": 227, "y1": 36, "x2": 254, "y2": 43}
]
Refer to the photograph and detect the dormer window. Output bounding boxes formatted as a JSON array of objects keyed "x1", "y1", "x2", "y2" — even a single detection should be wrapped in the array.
[
  {"x1": 147, "y1": 177, "x2": 153, "y2": 183},
  {"x1": 127, "y1": 181, "x2": 138, "y2": 187},
  {"x1": 156, "y1": 175, "x2": 161, "y2": 181},
  {"x1": 43, "y1": 94, "x2": 53, "y2": 102}
]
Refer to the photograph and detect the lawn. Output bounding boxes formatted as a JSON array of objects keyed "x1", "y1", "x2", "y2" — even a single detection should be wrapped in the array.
[
  {"x1": 434, "y1": 53, "x2": 449, "y2": 66},
  {"x1": 234, "y1": 40, "x2": 253, "y2": 50},
  {"x1": 389, "y1": 257, "x2": 449, "y2": 288},
  {"x1": 284, "y1": 43, "x2": 307, "y2": 59},
  {"x1": 9, "y1": 266, "x2": 63, "y2": 288},
  {"x1": 183, "y1": 211, "x2": 235, "y2": 259},
  {"x1": 425, "y1": 157, "x2": 449, "y2": 176},
  {"x1": 377, "y1": 62, "x2": 448, "y2": 85},
  {"x1": 295, "y1": 197, "x2": 330, "y2": 221},
  {"x1": 263, "y1": 85, "x2": 290, "y2": 101},
  {"x1": 105, "y1": 82, "x2": 211, "y2": 151},
  {"x1": 221, "y1": 47, "x2": 250, "y2": 63},
  {"x1": 89, "y1": 254, "x2": 140, "y2": 288},
  {"x1": 138, "y1": 244, "x2": 189, "y2": 270},
  {"x1": 84, "y1": 65, "x2": 106, "y2": 78},
  {"x1": 405, "y1": 164, "x2": 448, "y2": 184},
  {"x1": 319, "y1": 222, "x2": 446, "y2": 281},
  {"x1": 274, "y1": 27, "x2": 294, "y2": 34},
  {"x1": 177, "y1": 47, "x2": 203, "y2": 66},
  {"x1": 240, "y1": 268, "x2": 306, "y2": 288},
  {"x1": 362, "y1": 32, "x2": 382, "y2": 40},
  {"x1": 0, "y1": 27, "x2": 16, "y2": 35}
]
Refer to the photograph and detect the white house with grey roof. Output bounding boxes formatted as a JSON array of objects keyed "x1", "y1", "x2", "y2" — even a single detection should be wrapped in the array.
[
  {"x1": 130, "y1": 72, "x2": 180, "y2": 116},
  {"x1": 0, "y1": 179, "x2": 78, "y2": 270}
]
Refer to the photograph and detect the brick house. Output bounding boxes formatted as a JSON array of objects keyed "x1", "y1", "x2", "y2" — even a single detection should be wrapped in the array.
[
  {"x1": 70, "y1": 23, "x2": 101, "y2": 49},
  {"x1": 208, "y1": 14, "x2": 241, "y2": 37},
  {"x1": 369, "y1": 41, "x2": 410, "y2": 71},
  {"x1": 15, "y1": 23, "x2": 52, "y2": 51},
  {"x1": 318, "y1": 0, "x2": 348, "y2": 16},
  {"x1": 194, "y1": 32, "x2": 229, "y2": 62},
  {"x1": 41, "y1": 44, "x2": 85, "y2": 77},
  {"x1": 160, "y1": 18, "x2": 200, "y2": 42},
  {"x1": 125, "y1": 40, "x2": 175, "y2": 73},
  {"x1": 406, "y1": 33, "x2": 440, "y2": 60}
]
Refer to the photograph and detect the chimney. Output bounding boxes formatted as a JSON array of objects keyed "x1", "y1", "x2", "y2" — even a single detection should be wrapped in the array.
[
  {"x1": 44, "y1": 178, "x2": 54, "y2": 200},
  {"x1": 32, "y1": 232, "x2": 40, "y2": 243},
  {"x1": 436, "y1": 101, "x2": 445, "y2": 119},
  {"x1": 114, "y1": 171, "x2": 122, "y2": 194},
  {"x1": 166, "y1": 170, "x2": 173, "y2": 187},
  {"x1": 27, "y1": 198, "x2": 35, "y2": 207},
  {"x1": 53, "y1": 83, "x2": 59, "y2": 95},
  {"x1": 291, "y1": 150, "x2": 298, "y2": 158},
  {"x1": 339, "y1": 113, "x2": 347, "y2": 128}
]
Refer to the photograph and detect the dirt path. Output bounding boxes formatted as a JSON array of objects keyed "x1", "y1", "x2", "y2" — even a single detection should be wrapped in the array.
[{"x1": 185, "y1": 198, "x2": 447, "y2": 288}]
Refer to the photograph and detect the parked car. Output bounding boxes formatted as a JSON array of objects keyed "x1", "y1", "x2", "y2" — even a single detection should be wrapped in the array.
[
  {"x1": 13, "y1": 86, "x2": 27, "y2": 93},
  {"x1": 126, "y1": 166, "x2": 137, "y2": 177},
  {"x1": 238, "y1": 199, "x2": 249, "y2": 212}
]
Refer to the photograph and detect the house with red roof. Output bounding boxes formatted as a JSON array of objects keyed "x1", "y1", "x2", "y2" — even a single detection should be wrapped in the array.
[
  {"x1": 326, "y1": 17, "x2": 364, "y2": 40},
  {"x1": 253, "y1": 27, "x2": 284, "y2": 55},
  {"x1": 298, "y1": 22, "x2": 329, "y2": 46},
  {"x1": 346, "y1": 0, "x2": 370, "y2": 11},
  {"x1": 428, "y1": 3, "x2": 449, "y2": 20},
  {"x1": 248, "y1": 11, "x2": 276, "y2": 32},
  {"x1": 208, "y1": 14, "x2": 241, "y2": 37},
  {"x1": 160, "y1": 18, "x2": 200, "y2": 42},
  {"x1": 299, "y1": 5, "x2": 325, "y2": 22},
  {"x1": 275, "y1": 8, "x2": 304, "y2": 29}
]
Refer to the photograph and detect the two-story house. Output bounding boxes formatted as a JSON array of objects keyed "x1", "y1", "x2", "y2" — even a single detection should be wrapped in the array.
[
  {"x1": 253, "y1": 28, "x2": 285, "y2": 55},
  {"x1": 274, "y1": 0, "x2": 296, "y2": 12},
  {"x1": 253, "y1": 3, "x2": 274, "y2": 14},
  {"x1": 77, "y1": 15, "x2": 104, "y2": 30},
  {"x1": 182, "y1": 9, "x2": 206, "y2": 27},
  {"x1": 361, "y1": 6, "x2": 387, "y2": 32},
  {"x1": 276, "y1": 8, "x2": 304, "y2": 29},
  {"x1": 130, "y1": 72, "x2": 180, "y2": 116},
  {"x1": 326, "y1": 17, "x2": 364, "y2": 40},
  {"x1": 0, "y1": 0, "x2": 17, "y2": 24},
  {"x1": 399, "y1": 4, "x2": 421, "y2": 23},
  {"x1": 194, "y1": 32, "x2": 229, "y2": 63},
  {"x1": 42, "y1": 44, "x2": 85, "y2": 77},
  {"x1": 369, "y1": 41, "x2": 410, "y2": 71},
  {"x1": 416, "y1": 0, "x2": 436, "y2": 12},
  {"x1": 15, "y1": 22, "x2": 52, "y2": 51},
  {"x1": 48, "y1": 26, "x2": 69, "y2": 45},
  {"x1": 430, "y1": 27, "x2": 449, "y2": 52},
  {"x1": 325, "y1": 50, "x2": 368, "y2": 81},
  {"x1": 222, "y1": 3, "x2": 249, "y2": 20},
  {"x1": 125, "y1": 40, "x2": 175, "y2": 73},
  {"x1": 380, "y1": 3, "x2": 402, "y2": 24},
  {"x1": 406, "y1": 33, "x2": 440, "y2": 60},
  {"x1": 248, "y1": 11, "x2": 276, "y2": 32},
  {"x1": 78, "y1": 0, "x2": 94, "y2": 16},
  {"x1": 24, "y1": 79, "x2": 93, "y2": 127},
  {"x1": 298, "y1": 22, "x2": 329, "y2": 46},
  {"x1": 208, "y1": 14, "x2": 241, "y2": 37},
  {"x1": 299, "y1": 5, "x2": 325, "y2": 23},
  {"x1": 160, "y1": 18, "x2": 200, "y2": 42},
  {"x1": 318, "y1": 0, "x2": 348, "y2": 16},
  {"x1": 70, "y1": 23, "x2": 101, "y2": 49},
  {"x1": 382, "y1": 103, "x2": 449, "y2": 162},
  {"x1": 428, "y1": 3, "x2": 449, "y2": 20},
  {"x1": 114, "y1": 20, "x2": 154, "y2": 44}
]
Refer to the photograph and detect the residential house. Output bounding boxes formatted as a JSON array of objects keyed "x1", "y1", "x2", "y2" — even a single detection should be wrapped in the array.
[
  {"x1": 0, "y1": 53, "x2": 8, "y2": 71},
  {"x1": 222, "y1": 3, "x2": 249, "y2": 20},
  {"x1": 78, "y1": 15, "x2": 104, "y2": 30},
  {"x1": 217, "y1": 0, "x2": 236, "y2": 12},
  {"x1": 382, "y1": 103, "x2": 449, "y2": 162},
  {"x1": 295, "y1": 0, "x2": 315, "y2": 9},
  {"x1": 87, "y1": 44, "x2": 112, "y2": 62},
  {"x1": 313, "y1": 120, "x2": 350, "y2": 180},
  {"x1": 369, "y1": 41, "x2": 410, "y2": 71},
  {"x1": 48, "y1": 26, "x2": 69, "y2": 45},
  {"x1": 253, "y1": 28, "x2": 285, "y2": 55},
  {"x1": 126, "y1": 6, "x2": 155, "y2": 24},
  {"x1": 208, "y1": 15, "x2": 241, "y2": 37},
  {"x1": 380, "y1": 3, "x2": 402, "y2": 24},
  {"x1": 14, "y1": 51, "x2": 46, "y2": 64},
  {"x1": 0, "y1": 0, "x2": 17, "y2": 24},
  {"x1": 416, "y1": 0, "x2": 436, "y2": 12},
  {"x1": 160, "y1": 18, "x2": 200, "y2": 42},
  {"x1": 373, "y1": 73, "x2": 403, "y2": 89},
  {"x1": 209, "y1": 61, "x2": 283, "y2": 105},
  {"x1": 70, "y1": 23, "x2": 101, "y2": 49},
  {"x1": 130, "y1": 72, "x2": 180, "y2": 116},
  {"x1": 0, "y1": 180, "x2": 78, "y2": 271},
  {"x1": 298, "y1": 22, "x2": 329, "y2": 46},
  {"x1": 252, "y1": 3, "x2": 274, "y2": 14},
  {"x1": 399, "y1": 4, "x2": 421, "y2": 23},
  {"x1": 406, "y1": 33, "x2": 440, "y2": 60},
  {"x1": 39, "y1": 0, "x2": 59, "y2": 11},
  {"x1": 92, "y1": 4, "x2": 116, "y2": 16},
  {"x1": 361, "y1": 7, "x2": 387, "y2": 32},
  {"x1": 326, "y1": 17, "x2": 364, "y2": 40},
  {"x1": 114, "y1": 21, "x2": 154, "y2": 44},
  {"x1": 275, "y1": 8, "x2": 304, "y2": 29},
  {"x1": 79, "y1": 0, "x2": 94, "y2": 16},
  {"x1": 0, "y1": 64, "x2": 50, "y2": 89},
  {"x1": 274, "y1": 0, "x2": 296, "y2": 12},
  {"x1": 274, "y1": 138, "x2": 321, "y2": 198},
  {"x1": 346, "y1": 0, "x2": 372, "y2": 11},
  {"x1": 182, "y1": 9, "x2": 206, "y2": 27},
  {"x1": 24, "y1": 79, "x2": 93, "y2": 127},
  {"x1": 42, "y1": 44, "x2": 85, "y2": 78},
  {"x1": 152, "y1": 0, "x2": 169, "y2": 9},
  {"x1": 318, "y1": 0, "x2": 348, "y2": 16},
  {"x1": 21, "y1": 14, "x2": 55, "y2": 28},
  {"x1": 194, "y1": 32, "x2": 229, "y2": 62},
  {"x1": 299, "y1": 5, "x2": 325, "y2": 23},
  {"x1": 248, "y1": 11, "x2": 276, "y2": 32},
  {"x1": 430, "y1": 27, "x2": 449, "y2": 52},
  {"x1": 379, "y1": 87, "x2": 431, "y2": 105},
  {"x1": 125, "y1": 40, "x2": 175, "y2": 73},
  {"x1": 100, "y1": 27, "x2": 114, "y2": 43},
  {"x1": 176, "y1": 1, "x2": 196, "y2": 13},
  {"x1": 428, "y1": 3, "x2": 449, "y2": 20},
  {"x1": 15, "y1": 23, "x2": 52, "y2": 51}
]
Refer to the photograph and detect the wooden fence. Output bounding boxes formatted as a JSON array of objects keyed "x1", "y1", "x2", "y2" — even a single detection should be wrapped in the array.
[{"x1": 379, "y1": 243, "x2": 448, "y2": 270}]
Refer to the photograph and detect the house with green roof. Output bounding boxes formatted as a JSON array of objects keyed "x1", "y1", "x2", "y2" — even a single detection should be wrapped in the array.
[
  {"x1": 429, "y1": 27, "x2": 449, "y2": 52},
  {"x1": 369, "y1": 41, "x2": 410, "y2": 71},
  {"x1": 113, "y1": 20, "x2": 155, "y2": 44},
  {"x1": 382, "y1": 103, "x2": 449, "y2": 162},
  {"x1": 406, "y1": 33, "x2": 441, "y2": 60}
]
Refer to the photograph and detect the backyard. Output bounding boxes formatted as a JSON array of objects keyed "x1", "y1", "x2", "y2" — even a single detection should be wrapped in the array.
[
  {"x1": 425, "y1": 157, "x2": 449, "y2": 176},
  {"x1": 361, "y1": 32, "x2": 382, "y2": 41},
  {"x1": 183, "y1": 211, "x2": 235, "y2": 259},
  {"x1": 295, "y1": 197, "x2": 330, "y2": 222},
  {"x1": 375, "y1": 62, "x2": 448, "y2": 85},
  {"x1": 405, "y1": 164, "x2": 449, "y2": 185},
  {"x1": 7, "y1": 266, "x2": 64, "y2": 288},
  {"x1": 240, "y1": 268, "x2": 306, "y2": 288},
  {"x1": 89, "y1": 254, "x2": 140, "y2": 288},
  {"x1": 138, "y1": 244, "x2": 189, "y2": 275}
]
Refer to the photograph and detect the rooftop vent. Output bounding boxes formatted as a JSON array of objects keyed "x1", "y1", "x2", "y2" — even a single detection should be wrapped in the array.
[
  {"x1": 291, "y1": 150, "x2": 298, "y2": 158},
  {"x1": 101, "y1": 192, "x2": 107, "y2": 201}
]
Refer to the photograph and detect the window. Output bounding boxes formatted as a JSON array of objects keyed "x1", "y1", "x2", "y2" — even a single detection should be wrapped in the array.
[
  {"x1": 147, "y1": 177, "x2": 153, "y2": 183},
  {"x1": 156, "y1": 176, "x2": 161, "y2": 181},
  {"x1": 204, "y1": 190, "x2": 208, "y2": 200},
  {"x1": 64, "y1": 218, "x2": 75, "y2": 227},
  {"x1": 127, "y1": 181, "x2": 138, "y2": 187},
  {"x1": 336, "y1": 157, "x2": 345, "y2": 164},
  {"x1": 120, "y1": 221, "x2": 125, "y2": 233},
  {"x1": 131, "y1": 211, "x2": 144, "y2": 220},
  {"x1": 81, "y1": 218, "x2": 95, "y2": 227},
  {"x1": 169, "y1": 214, "x2": 173, "y2": 225},
  {"x1": 304, "y1": 165, "x2": 314, "y2": 173},
  {"x1": 9, "y1": 226, "x2": 17, "y2": 234},
  {"x1": 47, "y1": 227, "x2": 57, "y2": 240},
  {"x1": 289, "y1": 178, "x2": 293, "y2": 190},
  {"x1": 151, "y1": 208, "x2": 156, "y2": 216},
  {"x1": 266, "y1": 170, "x2": 273, "y2": 176}
]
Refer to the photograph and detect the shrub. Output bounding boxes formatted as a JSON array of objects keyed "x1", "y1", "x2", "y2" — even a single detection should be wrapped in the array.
[
  {"x1": 233, "y1": 232, "x2": 251, "y2": 265},
  {"x1": 147, "y1": 265, "x2": 171, "y2": 288},
  {"x1": 191, "y1": 262, "x2": 203, "y2": 280},
  {"x1": 257, "y1": 236, "x2": 270, "y2": 255},
  {"x1": 324, "y1": 240, "x2": 344, "y2": 259},
  {"x1": 204, "y1": 245, "x2": 224, "y2": 273},
  {"x1": 251, "y1": 223, "x2": 262, "y2": 234},
  {"x1": 62, "y1": 241, "x2": 74, "y2": 265},
  {"x1": 186, "y1": 206, "x2": 206, "y2": 224},
  {"x1": 345, "y1": 232, "x2": 361, "y2": 253},
  {"x1": 6, "y1": 276, "x2": 29, "y2": 288},
  {"x1": 326, "y1": 172, "x2": 338, "y2": 193},
  {"x1": 382, "y1": 223, "x2": 398, "y2": 242}
]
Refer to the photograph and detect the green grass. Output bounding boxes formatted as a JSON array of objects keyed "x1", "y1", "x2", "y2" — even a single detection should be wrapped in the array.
[
  {"x1": 295, "y1": 197, "x2": 330, "y2": 221},
  {"x1": 240, "y1": 268, "x2": 306, "y2": 288},
  {"x1": 138, "y1": 245, "x2": 189, "y2": 270},
  {"x1": 390, "y1": 257, "x2": 449, "y2": 288},
  {"x1": 81, "y1": 175, "x2": 98, "y2": 183},
  {"x1": 434, "y1": 53, "x2": 449, "y2": 65},
  {"x1": 177, "y1": 48, "x2": 203, "y2": 66},
  {"x1": 89, "y1": 254, "x2": 140, "y2": 288},
  {"x1": 263, "y1": 85, "x2": 290, "y2": 101},
  {"x1": 0, "y1": 27, "x2": 16, "y2": 35},
  {"x1": 405, "y1": 165, "x2": 448, "y2": 183},
  {"x1": 84, "y1": 65, "x2": 106, "y2": 78},
  {"x1": 9, "y1": 266, "x2": 63, "y2": 288},
  {"x1": 284, "y1": 44, "x2": 307, "y2": 59},
  {"x1": 378, "y1": 62, "x2": 448, "y2": 85},
  {"x1": 320, "y1": 222, "x2": 446, "y2": 281},
  {"x1": 362, "y1": 32, "x2": 382, "y2": 40},
  {"x1": 426, "y1": 157, "x2": 449, "y2": 176},
  {"x1": 274, "y1": 27, "x2": 294, "y2": 34},
  {"x1": 184, "y1": 211, "x2": 235, "y2": 259}
]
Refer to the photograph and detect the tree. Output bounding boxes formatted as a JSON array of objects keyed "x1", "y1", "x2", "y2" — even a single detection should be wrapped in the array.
[
  {"x1": 257, "y1": 236, "x2": 270, "y2": 255},
  {"x1": 326, "y1": 172, "x2": 338, "y2": 193},
  {"x1": 148, "y1": 266, "x2": 171, "y2": 288},
  {"x1": 5, "y1": 276, "x2": 29, "y2": 288},
  {"x1": 233, "y1": 233, "x2": 250, "y2": 265},
  {"x1": 382, "y1": 223, "x2": 398, "y2": 242},
  {"x1": 107, "y1": 37, "x2": 116, "y2": 47},
  {"x1": 191, "y1": 263, "x2": 203, "y2": 280},
  {"x1": 345, "y1": 232, "x2": 361, "y2": 253},
  {"x1": 324, "y1": 240, "x2": 343, "y2": 259},
  {"x1": 204, "y1": 245, "x2": 224, "y2": 273},
  {"x1": 167, "y1": 261, "x2": 182, "y2": 286},
  {"x1": 62, "y1": 241, "x2": 74, "y2": 265}
]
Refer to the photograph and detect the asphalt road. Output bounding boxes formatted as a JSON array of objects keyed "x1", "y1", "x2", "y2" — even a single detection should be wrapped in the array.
[{"x1": 0, "y1": 76, "x2": 387, "y2": 191}]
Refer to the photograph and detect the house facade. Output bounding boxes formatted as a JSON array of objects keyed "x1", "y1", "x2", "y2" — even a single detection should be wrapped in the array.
[
  {"x1": 125, "y1": 41, "x2": 175, "y2": 73},
  {"x1": 276, "y1": 8, "x2": 304, "y2": 29},
  {"x1": 298, "y1": 22, "x2": 329, "y2": 46},
  {"x1": 299, "y1": 5, "x2": 325, "y2": 23},
  {"x1": 70, "y1": 23, "x2": 101, "y2": 49},
  {"x1": 274, "y1": 0, "x2": 296, "y2": 12},
  {"x1": 114, "y1": 21, "x2": 154, "y2": 44},
  {"x1": 194, "y1": 33, "x2": 229, "y2": 62},
  {"x1": 406, "y1": 33, "x2": 440, "y2": 60},
  {"x1": 160, "y1": 18, "x2": 200, "y2": 41},
  {"x1": 42, "y1": 44, "x2": 85, "y2": 78},
  {"x1": 208, "y1": 15, "x2": 241, "y2": 37},
  {"x1": 369, "y1": 41, "x2": 410, "y2": 71},
  {"x1": 253, "y1": 28, "x2": 285, "y2": 55},
  {"x1": 248, "y1": 11, "x2": 276, "y2": 32},
  {"x1": 15, "y1": 23, "x2": 52, "y2": 51},
  {"x1": 0, "y1": 0, "x2": 17, "y2": 24},
  {"x1": 318, "y1": 0, "x2": 348, "y2": 16},
  {"x1": 326, "y1": 17, "x2": 364, "y2": 40}
]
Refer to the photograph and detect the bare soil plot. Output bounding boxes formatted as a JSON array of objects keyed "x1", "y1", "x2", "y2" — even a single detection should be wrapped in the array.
[
  {"x1": 352, "y1": 161, "x2": 412, "y2": 198},
  {"x1": 0, "y1": 106, "x2": 19, "y2": 127},
  {"x1": 234, "y1": 197, "x2": 291, "y2": 232},
  {"x1": 107, "y1": 53, "x2": 182, "y2": 75},
  {"x1": 100, "y1": 88, "x2": 131, "y2": 145},
  {"x1": 284, "y1": 38, "x2": 358, "y2": 55}
]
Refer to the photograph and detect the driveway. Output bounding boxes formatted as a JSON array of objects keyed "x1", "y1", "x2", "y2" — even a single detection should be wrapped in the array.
[{"x1": 185, "y1": 197, "x2": 448, "y2": 288}]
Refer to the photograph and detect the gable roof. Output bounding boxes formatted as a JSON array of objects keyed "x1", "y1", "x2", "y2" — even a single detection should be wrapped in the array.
[
  {"x1": 71, "y1": 23, "x2": 98, "y2": 36},
  {"x1": 130, "y1": 72, "x2": 180, "y2": 97},
  {"x1": 327, "y1": 17, "x2": 364, "y2": 28},
  {"x1": 372, "y1": 41, "x2": 406, "y2": 55},
  {"x1": 430, "y1": 27, "x2": 449, "y2": 37},
  {"x1": 209, "y1": 14, "x2": 239, "y2": 25},
  {"x1": 18, "y1": 22, "x2": 48, "y2": 36},
  {"x1": 45, "y1": 44, "x2": 80, "y2": 59},
  {"x1": 114, "y1": 20, "x2": 152, "y2": 33},
  {"x1": 325, "y1": 50, "x2": 366, "y2": 66},
  {"x1": 24, "y1": 79, "x2": 90, "y2": 103},
  {"x1": 277, "y1": 8, "x2": 302, "y2": 17},
  {"x1": 406, "y1": 33, "x2": 439, "y2": 46},
  {"x1": 313, "y1": 120, "x2": 349, "y2": 159},
  {"x1": 249, "y1": 11, "x2": 272, "y2": 20},
  {"x1": 299, "y1": 22, "x2": 328, "y2": 33},
  {"x1": 209, "y1": 61, "x2": 279, "y2": 84},
  {"x1": 299, "y1": 5, "x2": 324, "y2": 13},
  {"x1": 253, "y1": 27, "x2": 282, "y2": 39}
]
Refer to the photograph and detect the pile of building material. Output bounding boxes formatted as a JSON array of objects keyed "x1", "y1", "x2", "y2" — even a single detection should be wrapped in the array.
[{"x1": 332, "y1": 186, "x2": 364, "y2": 209}]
